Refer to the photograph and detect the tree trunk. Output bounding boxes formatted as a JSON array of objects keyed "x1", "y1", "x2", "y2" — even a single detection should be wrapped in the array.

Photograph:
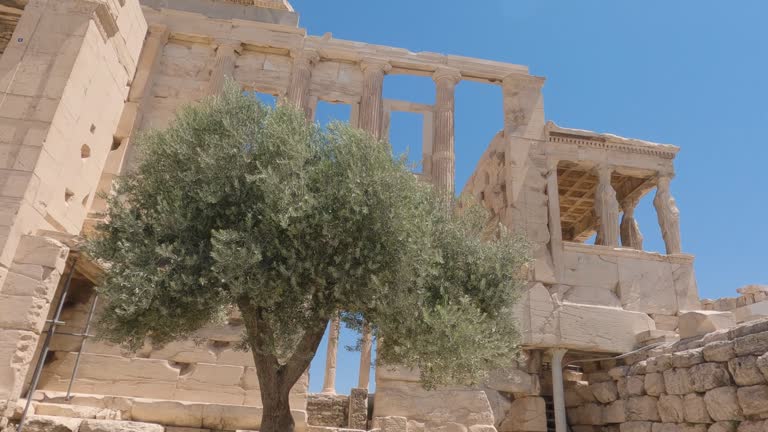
[
  {"x1": 238, "y1": 299, "x2": 330, "y2": 432},
  {"x1": 259, "y1": 375, "x2": 295, "y2": 432}
]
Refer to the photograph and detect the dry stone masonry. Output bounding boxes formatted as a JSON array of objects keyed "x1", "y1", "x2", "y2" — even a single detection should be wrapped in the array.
[{"x1": 0, "y1": 0, "x2": 763, "y2": 431}]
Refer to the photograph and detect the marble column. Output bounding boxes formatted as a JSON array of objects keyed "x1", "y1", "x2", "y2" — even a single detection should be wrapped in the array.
[
  {"x1": 357, "y1": 322, "x2": 373, "y2": 390},
  {"x1": 321, "y1": 315, "x2": 341, "y2": 394},
  {"x1": 431, "y1": 67, "x2": 462, "y2": 195},
  {"x1": 550, "y1": 348, "x2": 568, "y2": 432},
  {"x1": 206, "y1": 41, "x2": 242, "y2": 96},
  {"x1": 620, "y1": 197, "x2": 644, "y2": 250},
  {"x1": 285, "y1": 49, "x2": 319, "y2": 119},
  {"x1": 653, "y1": 175, "x2": 682, "y2": 254},
  {"x1": 594, "y1": 165, "x2": 620, "y2": 247},
  {"x1": 358, "y1": 58, "x2": 391, "y2": 139}
]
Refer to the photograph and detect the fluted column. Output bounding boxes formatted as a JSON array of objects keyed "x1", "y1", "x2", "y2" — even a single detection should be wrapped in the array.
[
  {"x1": 431, "y1": 68, "x2": 462, "y2": 195},
  {"x1": 546, "y1": 161, "x2": 564, "y2": 280},
  {"x1": 321, "y1": 315, "x2": 341, "y2": 394},
  {"x1": 206, "y1": 41, "x2": 242, "y2": 96},
  {"x1": 358, "y1": 58, "x2": 391, "y2": 139},
  {"x1": 550, "y1": 348, "x2": 568, "y2": 432},
  {"x1": 594, "y1": 165, "x2": 620, "y2": 247},
  {"x1": 285, "y1": 49, "x2": 319, "y2": 119},
  {"x1": 357, "y1": 322, "x2": 372, "y2": 390},
  {"x1": 653, "y1": 175, "x2": 682, "y2": 254},
  {"x1": 620, "y1": 197, "x2": 644, "y2": 250}
]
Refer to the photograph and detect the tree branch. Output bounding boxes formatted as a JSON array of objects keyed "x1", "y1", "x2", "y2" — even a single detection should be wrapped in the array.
[{"x1": 282, "y1": 315, "x2": 329, "y2": 386}]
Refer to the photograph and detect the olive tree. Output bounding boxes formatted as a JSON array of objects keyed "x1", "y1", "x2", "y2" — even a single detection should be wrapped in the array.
[{"x1": 88, "y1": 80, "x2": 529, "y2": 432}]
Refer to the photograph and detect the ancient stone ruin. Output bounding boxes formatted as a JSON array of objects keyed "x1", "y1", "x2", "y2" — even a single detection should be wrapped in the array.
[{"x1": 0, "y1": 0, "x2": 765, "y2": 431}]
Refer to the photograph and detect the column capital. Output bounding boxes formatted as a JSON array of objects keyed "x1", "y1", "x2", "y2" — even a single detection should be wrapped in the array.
[
  {"x1": 550, "y1": 347, "x2": 568, "y2": 362},
  {"x1": 433, "y1": 67, "x2": 462, "y2": 86},
  {"x1": 291, "y1": 48, "x2": 320, "y2": 66},
  {"x1": 214, "y1": 40, "x2": 243, "y2": 56},
  {"x1": 360, "y1": 57, "x2": 392, "y2": 74}
]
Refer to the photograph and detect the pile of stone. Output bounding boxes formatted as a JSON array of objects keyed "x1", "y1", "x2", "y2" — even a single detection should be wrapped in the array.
[
  {"x1": 565, "y1": 318, "x2": 768, "y2": 432},
  {"x1": 701, "y1": 286, "x2": 768, "y2": 324}
]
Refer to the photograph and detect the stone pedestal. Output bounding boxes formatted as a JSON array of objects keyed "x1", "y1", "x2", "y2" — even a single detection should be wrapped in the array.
[{"x1": 348, "y1": 387, "x2": 368, "y2": 430}]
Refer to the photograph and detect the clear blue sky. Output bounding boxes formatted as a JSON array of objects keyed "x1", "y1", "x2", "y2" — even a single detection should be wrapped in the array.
[{"x1": 292, "y1": 0, "x2": 768, "y2": 394}]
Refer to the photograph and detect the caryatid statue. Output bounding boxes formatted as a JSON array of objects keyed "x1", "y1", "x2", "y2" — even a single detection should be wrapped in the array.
[{"x1": 653, "y1": 175, "x2": 682, "y2": 254}]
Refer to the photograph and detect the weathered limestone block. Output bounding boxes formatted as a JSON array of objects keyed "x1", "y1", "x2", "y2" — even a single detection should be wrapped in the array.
[
  {"x1": 0, "y1": 329, "x2": 37, "y2": 400},
  {"x1": 568, "y1": 404, "x2": 603, "y2": 426},
  {"x1": 679, "y1": 425, "x2": 708, "y2": 432},
  {"x1": 14, "y1": 235, "x2": 68, "y2": 270},
  {"x1": 348, "y1": 388, "x2": 368, "y2": 430},
  {"x1": 629, "y1": 361, "x2": 648, "y2": 377},
  {"x1": 306, "y1": 394, "x2": 348, "y2": 428},
  {"x1": 563, "y1": 286, "x2": 622, "y2": 308},
  {"x1": 736, "y1": 421, "x2": 766, "y2": 432},
  {"x1": 574, "y1": 381, "x2": 597, "y2": 403},
  {"x1": 663, "y1": 368, "x2": 694, "y2": 395},
  {"x1": 469, "y1": 426, "x2": 497, "y2": 432},
  {"x1": 671, "y1": 349, "x2": 705, "y2": 368},
  {"x1": 708, "y1": 421, "x2": 738, "y2": 432},
  {"x1": 620, "y1": 421, "x2": 652, "y2": 432},
  {"x1": 704, "y1": 387, "x2": 743, "y2": 422},
  {"x1": 0, "y1": 294, "x2": 48, "y2": 332},
  {"x1": 703, "y1": 341, "x2": 736, "y2": 363},
  {"x1": 736, "y1": 385, "x2": 768, "y2": 416},
  {"x1": 690, "y1": 363, "x2": 733, "y2": 392},
  {"x1": 130, "y1": 399, "x2": 204, "y2": 428},
  {"x1": 644, "y1": 373, "x2": 665, "y2": 396},
  {"x1": 728, "y1": 319, "x2": 768, "y2": 340},
  {"x1": 618, "y1": 378, "x2": 629, "y2": 399},
  {"x1": 19, "y1": 415, "x2": 81, "y2": 432},
  {"x1": 373, "y1": 380, "x2": 494, "y2": 427},
  {"x1": 175, "y1": 363, "x2": 246, "y2": 404},
  {"x1": 565, "y1": 388, "x2": 584, "y2": 408},
  {"x1": 679, "y1": 312, "x2": 736, "y2": 339},
  {"x1": 626, "y1": 376, "x2": 646, "y2": 396},
  {"x1": 626, "y1": 396, "x2": 660, "y2": 421},
  {"x1": 486, "y1": 368, "x2": 540, "y2": 394},
  {"x1": 33, "y1": 403, "x2": 120, "y2": 420},
  {"x1": 728, "y1": 356, "x2": 766, "y2": 386},
  {"x1": 148, "y1": 340, "x2": 216, "y2": 364},
  {"x1": 378, "y1": 416, "x2": 407, "y2": 432},
  {"x1": 591, "y1": 381, "x2": 619, "y2": 403},
  {"x1": 733, "y1": 332, "x2": 768, "y2": 357},
  {"x1": 651, "y1": 424, "x2": 679, "y2": 432},
  {"x1": 652, "y1": 315, "x2": 680, "y2": 332},
  {"x1": 683, "y1": 393, "x2": 712, "y2": 424},
  {"x1": 499, "y1": 397, "x2": 546, "y2": 432},
  {"x1": 653, "y1": 354, "x2": 674, "y2": 373},
  {"x1": 757, "y1": 353, "x2": 768, "y2": 381},
  {"x1": 588, "y1": 372, "x2": 614, "y2": 383},
  {"x1": 79, "y1": 419, "x2": 165, "y2": 432},
  {"x1": 609, "y1": 366, "x2": 630, "y2": 380},
  {"x1": 603, "y1": 400, "x2": 626, "y2": 424}
]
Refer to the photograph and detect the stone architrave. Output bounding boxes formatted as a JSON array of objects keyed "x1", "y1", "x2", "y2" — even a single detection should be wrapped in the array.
[
  {"x1": 431, "y1": 67, "x2": 462, "y2": 195},
  {"x1": 285, "y1": 49, "x2": 320, "y2": 118},
  {"x1": 321, "y1": 315, "x2": 341, "y2": 394},
  {"x1": 358, "y1": 58, "x2": 391, "y2": 139},
  {"x1": 653, "y1": 176, "x2": 682, "y2": 254},
  {"x1": 206, "y1": 41, "x2": 242, "y2": 96},
  {"x1": 620, "y1": 197, "x2": 644, "y2": 250},
  {"x1": 594, "y1": 165, "x2": 620, "y2": 247}
]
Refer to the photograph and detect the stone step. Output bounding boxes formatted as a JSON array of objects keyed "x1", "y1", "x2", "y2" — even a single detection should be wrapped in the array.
[
  {"x1": 11, "y1": 415, "x2": 164, "y2": 432},
  {"x1": 32, "y1": 402, "x2": 122, "y2": 420}
]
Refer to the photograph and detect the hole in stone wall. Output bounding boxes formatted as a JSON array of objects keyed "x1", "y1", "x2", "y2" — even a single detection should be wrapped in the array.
[
  {"x1": 81, "y1": 144, "x2": 91, "y2": 159},
  {"x1": 90, "y1": 124, "x2": 96, "y2": 134},
  {"x1": 315, "y1": 100, "x2": 351, "y2": 128},
  {"x1": 81, "y1": 193, "x2": 90, "y2": 208},
  {"x1": 111, "y1": 136, "x2": 122, "y2": 151},
  {"x1": 64, "y1": 188, "x2": 75, "y2": 204},
  {"x1": 455, "y1": 81, "x2": 503, "y2": 196},
  {"x1": 169, "y1": 361, "x2": 195, "y2": 377},
  {"x1": 388, "y1": 111, "x2": 424, "y2": 173}
]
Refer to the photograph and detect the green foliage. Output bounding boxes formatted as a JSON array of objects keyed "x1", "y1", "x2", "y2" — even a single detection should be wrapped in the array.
[{"x1": 88, "y1": 79, "x2": 530, "y2": 389}]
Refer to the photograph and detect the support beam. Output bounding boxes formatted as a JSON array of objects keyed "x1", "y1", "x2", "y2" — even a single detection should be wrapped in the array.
[
  {"x1": 358, "y1": 58, "x2": 391, "y2": 139},
  {"x1": 321, "y1": 315, "x2": 340, "y2": 394},
  {"x1": 653, "y1": 175, "x2": 682, "y2": 254},
  {"x1": 285, "y1": 49, "x2": 319, "y2": 119},
  {"x1": 594, "y1": 164, "x2": 619, "y2": 247},
  {"x1": 357, "y1": 322, "x2": 372, "y2": 390},
  {"x1": 551, "y1": 348, "x2": 568, "y2": 432},
  {"x1": 206, "y1": 41, "x2": 242, "y2": 96},
  {"x1": 431, "y1": 67, "x2": 461, "y2": 194}
]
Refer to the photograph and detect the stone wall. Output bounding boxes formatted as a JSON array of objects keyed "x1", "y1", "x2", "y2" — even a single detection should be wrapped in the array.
[
  {"x1": 307, "y1": 394, "x2": 349, "y2": 428},
  {"x1": 565, "y1": 318, "x2": 768, "y2": 432}
]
